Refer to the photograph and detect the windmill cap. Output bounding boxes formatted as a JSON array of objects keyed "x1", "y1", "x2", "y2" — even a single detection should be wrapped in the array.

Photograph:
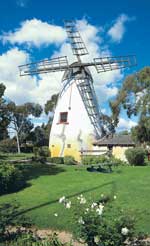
[{"x1": 62, "y1": 62, "x2": 93, "y2": 81}]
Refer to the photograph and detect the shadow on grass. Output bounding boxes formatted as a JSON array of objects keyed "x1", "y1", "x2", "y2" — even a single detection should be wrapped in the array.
[
  {"x1": 0, "y1": 163, "x2": 65, "y2": 196},
  {"x1": 116, "y1": 170, "x2": 123, "y2": 174},
  {"x1": 16, "y1": 181, "x2": 115, "y2": 217},
  {"x1": 21, "y1": 163, "x2": 66, "y2": 181}
]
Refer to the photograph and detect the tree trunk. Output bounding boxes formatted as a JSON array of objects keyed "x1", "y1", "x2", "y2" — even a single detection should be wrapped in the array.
[{"x1": 16, "y1": 132, "x2": 21, "y2": 154}]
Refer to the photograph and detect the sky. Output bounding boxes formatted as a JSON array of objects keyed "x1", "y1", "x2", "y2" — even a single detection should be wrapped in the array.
[{"x1": 0, "y1": 0, "x2": 150, "y2": 132}]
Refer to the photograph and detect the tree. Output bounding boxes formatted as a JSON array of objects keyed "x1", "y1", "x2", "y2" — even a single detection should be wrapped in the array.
[
  {"x1": 0, "y1": 83, "x2": 10, "y2": 141},
  {"x1": 8, "y1": 102, "x2": 43, "y2": 153},
  {"x1": 131, "y1": 117, "x2": 150, "y2": 144},
  {"x1": 99, "y1": 113, "x2": 115, "y2": 136},
  {"x1": 110, "y1": 67, "x2": 150, "y2": 144},
  {"x1": 44, "y1": 94, "x2": 58, "y2": 115},
  {"x1": 30, "y1": 125, "x2": 47, "y2": 147},
  {"x1": 28, "y1": 121, "x2": 51, "y2": 147}
]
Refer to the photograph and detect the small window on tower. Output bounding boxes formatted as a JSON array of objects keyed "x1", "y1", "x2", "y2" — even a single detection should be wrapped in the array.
[{"x1": 59, "y1": 112, "x2": 68, "y2": 123}]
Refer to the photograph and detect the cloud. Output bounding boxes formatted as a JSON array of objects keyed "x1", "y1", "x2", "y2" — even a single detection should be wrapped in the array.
[
  {"x1": 0, "y1": 47, "x2": 36, "y2": 104},
  {"x1": 0, "y1": 19, "x2": 125, "y2": 108},
  {"x1": 1, "y1": 18, "x2": 67, "y2": 47},
  {"x1": 0, "y1": 47, "x2": 62, "y2": 105},
  {"x1": 107, "y1": 14, "x2": 134, "y2": 43},
  {"x1": 117, "y1": 117, "x2": 137, "y2": 131}
]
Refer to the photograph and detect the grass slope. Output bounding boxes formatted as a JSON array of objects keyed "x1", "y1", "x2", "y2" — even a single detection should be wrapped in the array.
[{"x1": 0, "y1": 164, "x2": 150, "y2": 233}]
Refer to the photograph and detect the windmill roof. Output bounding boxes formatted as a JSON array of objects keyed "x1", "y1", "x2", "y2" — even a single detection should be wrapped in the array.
[{"x1": 93, "y1": 135, "x2": 135, "y2": 146}]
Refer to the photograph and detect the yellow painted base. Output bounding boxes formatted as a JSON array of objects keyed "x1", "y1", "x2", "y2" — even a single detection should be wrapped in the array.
[
  {"x1": 50, "y1": 136, "x2": 94, "y2": 162},
  {"x1": 50, "y1": 145, "x2": 81, "y2": 162}
]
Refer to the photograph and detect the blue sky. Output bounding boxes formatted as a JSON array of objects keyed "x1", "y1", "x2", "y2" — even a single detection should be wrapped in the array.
[{"x1": 0, "y1": 0, "x2": 150, "y2": 131}]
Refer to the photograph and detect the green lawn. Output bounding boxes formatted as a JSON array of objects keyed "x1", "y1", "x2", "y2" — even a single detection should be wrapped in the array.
[{"x1": 0, "y1": 163, "x2": 150, "y2": 233}]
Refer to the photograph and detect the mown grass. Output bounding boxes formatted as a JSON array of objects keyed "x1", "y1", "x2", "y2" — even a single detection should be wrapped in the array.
[{"x1": 0, "y1": 163, "x2": 150, "y2": 233}]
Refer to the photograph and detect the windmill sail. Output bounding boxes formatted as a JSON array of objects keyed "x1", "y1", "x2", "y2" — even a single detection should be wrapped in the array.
[
  {"x1": 19, "y1": 54, "x2": 136, "y2": 76},
  {"x1": 64, "y1": 20, "x2": 88, "y2": 60},
  {"x1": 19, "y1": 56, "x2": 69, "y2": 76},
  {"x1": 75, "y1": 78, "x2": 104, "y2": 137},
  {"x1": 93, "y1": 55, "x2": 136, "y2": 73}
]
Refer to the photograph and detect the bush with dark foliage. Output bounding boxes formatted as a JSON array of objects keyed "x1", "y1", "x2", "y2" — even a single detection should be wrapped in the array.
[
  {"x1": 0, "y1": 139, "x2": 17, "y2": 153},
  {"x1": 64, "y1": 156, "x2": 76, "y2": 165},
  {"x1": 0, "y1": 162, "x2": 26, "y2": 195},
  {"x1": 125, "y1": 147, "x2": 147, "y2": 166}
]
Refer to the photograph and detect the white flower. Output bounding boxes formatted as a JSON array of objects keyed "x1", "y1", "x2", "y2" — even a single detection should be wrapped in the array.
[
  {"x1": 91, "y1": 202, "x2": 97, "y2": 209},
  {"x1": 80, "y1": 197, "x2": 86, "y2": 204},
  {"x1": 78, "y1": 217, "x2": 85, "y2": 224},
  {"x1": 54, "y1": 213, "x2": 58, "y2": 217},
  {"x1": 98, "y1": 203, "x2": 104, "y2": 209},
  {"x1": 77, "y1": 194, "x2": 83, "y2": 200},
  {"x1": 65, "y1": 201, "x2": 71, "y2": 209},
  {"x1": 84, "y1": 208, "x2": 89, "y2": 214},
  {"x1": 94, "y1": 236, "x2": 99, "y2": 243},
  {"x1": 95, "y1": 203, "x2": 104, "y2": 215},
  {"x1": 96, "y1": 208, "x2": 103, "y2": 215},
  {"x1": 121, "y1": 227, "x2": 129, "y2": 235},
  {"x1": 59, "y1": 196, "x2": 66, "y2": 203},
  {"x1": 114, "y1": 195, "x2": 117, "y2": 200},
  {"x1": 101, "y1": 194, "x2": 104, "y2": 197}
]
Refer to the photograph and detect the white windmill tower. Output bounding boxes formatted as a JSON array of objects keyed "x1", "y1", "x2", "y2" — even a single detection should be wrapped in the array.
[{"x1": 19, "y1": 20, "x2": 136, "y2": 162}]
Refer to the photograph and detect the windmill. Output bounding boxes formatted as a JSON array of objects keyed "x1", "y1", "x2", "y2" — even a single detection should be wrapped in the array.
[{"x1": 19, "y1": 20, "x2": 136, "y2": 161}]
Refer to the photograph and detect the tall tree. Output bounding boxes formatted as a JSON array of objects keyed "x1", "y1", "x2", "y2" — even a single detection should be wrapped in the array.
[
  {"x1": 110, "y1": 67, "x2": 150, "y2": 144},
  {"x1": 131, "y1": 117, "x2": 150, "y2": 144},
  {"x1": 44, "y1": 94, "x2": 58, "y2": 115},
  {"x1": 8, "y1": 102, "x2": 43, "y2": 153},
  {"x1": 0, "y1": 83, "x2": 10, "y2": 140}
]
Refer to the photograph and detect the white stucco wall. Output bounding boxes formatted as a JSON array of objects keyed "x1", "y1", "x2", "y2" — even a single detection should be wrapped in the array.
[{"x1": 49, "y1": 78, "x2": 99, "y2": 161}]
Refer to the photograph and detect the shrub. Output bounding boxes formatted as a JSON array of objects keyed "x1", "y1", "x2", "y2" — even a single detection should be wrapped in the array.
[
  {"x1": 125, "y1": 147, "x2": 147, "y2": 166},
  {"x1": 0, "y1": 203, "x2": 69, "y2": 245},
  {"x1": 47, "y1": 157, "x2": 64, "y2": 164},
  {"x1": 144, "y1": 156, "x2": 150, "y2": 166},
  {"x1": 110, "y1": 156, "x2": 128, "y2": 166},
  {"x1": 64, "y1": 155, "x2": 76, "y2": 165},
  {"x1": 3, "y1": 231, "x2": 67, "y2": 246},
  {"x1": 0, "y1": 139, "x2": 17, "y2": 153},
  {"x1": 33, "y1": 146, "x2": 39, "y2": 158},
  {"x1": 0, "y1": 162, "x2": 26, "y2": 195},
  {"x1": 58, "y1": 195, "x2": 137, "y2": 246},
  {"x1": 0, "y1": 203, "x2": 31, "y2": 240},
  {"x1": 81, "y1": 155, "x2": 108, "y2": 165},
  {"x1": 81, "y1": 155, "x2": 93, "y2": 165},
  {"x1": 38, "y1": 146, "x2": 50, "y2": 157}
]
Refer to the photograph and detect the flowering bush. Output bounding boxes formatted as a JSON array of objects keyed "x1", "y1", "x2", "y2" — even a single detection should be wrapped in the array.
[{"x1": 56, "y1": 194, "x2": 136, "y2": 246}]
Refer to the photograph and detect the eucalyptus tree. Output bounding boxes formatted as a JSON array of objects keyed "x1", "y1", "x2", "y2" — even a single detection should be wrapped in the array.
[
  {"x1": 0, "y1": 83, "x2": 10, "y2": 141},
  {"x1": 110, "y1": 67, "x2": 150, "y2": 144},
  {"x1": 8, "y1": 102, "x2": 43, "y2": 153}
]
